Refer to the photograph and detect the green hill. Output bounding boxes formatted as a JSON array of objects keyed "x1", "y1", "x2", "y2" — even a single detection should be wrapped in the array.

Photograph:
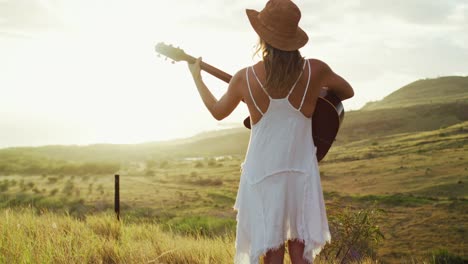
[
  {"x1": 336, "y1": 100, "x2": 467, "y2": 144},
  {"x1": 337, "y1": 76, "x2": 468, "y2": 143},
  {"x1": 361, "y1": 76, "x2": 468, "y2": 110}
]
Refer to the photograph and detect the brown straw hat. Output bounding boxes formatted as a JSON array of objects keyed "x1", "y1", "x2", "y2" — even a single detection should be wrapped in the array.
[{"x1": 246, "y1": 0, "x2": 308, "y2": 51}]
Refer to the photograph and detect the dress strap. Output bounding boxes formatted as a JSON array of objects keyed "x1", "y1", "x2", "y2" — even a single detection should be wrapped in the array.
[
  {"x1": 246, "y1": 67, "x2": 264, "y2": 116},
  {"x1": 298, "y1": 59, "x2": 311, "y2": 111},
  {"x1": 250, "y1": 66, "x2": 272, "y2": 99},
  {"x1": 286, "y1": 59, "x2": 308, "y2": 99}
]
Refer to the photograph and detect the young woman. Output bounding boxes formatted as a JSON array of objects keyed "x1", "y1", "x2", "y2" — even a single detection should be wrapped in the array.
[{"x1": 188, "y1": 1, "x2": 354, "y2": 263}]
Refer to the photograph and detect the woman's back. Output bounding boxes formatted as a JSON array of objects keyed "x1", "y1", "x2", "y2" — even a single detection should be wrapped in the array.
[
  {"x1": 241, "y1": 58, "x2": 318, "y2": 184},
  {"x1": 242, "y1": 58, "x2": 327, "y2": 126}
]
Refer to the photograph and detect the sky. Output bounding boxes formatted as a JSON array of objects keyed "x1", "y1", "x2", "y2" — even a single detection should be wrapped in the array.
[{"x1": 1, "y1": 0, "x2": 467, "y2": 148}]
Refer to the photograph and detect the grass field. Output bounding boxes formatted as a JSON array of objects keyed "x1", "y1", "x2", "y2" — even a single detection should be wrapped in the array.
[
  {"x1": 1, "y1": 122, "x2": 466, "y2": 263},
  {"x1": 1, "y1": 208, "x2": 397, "y2": 264}
]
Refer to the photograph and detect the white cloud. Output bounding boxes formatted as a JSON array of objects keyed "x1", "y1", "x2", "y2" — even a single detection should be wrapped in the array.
[{"x1": 0, "y1": 0, "x2": 64, "y2": 31}]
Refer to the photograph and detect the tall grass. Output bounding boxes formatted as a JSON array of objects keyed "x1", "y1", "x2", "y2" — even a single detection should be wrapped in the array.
[
  {"x1": 0, "y1": 208, "x2": 234, "y2": 263},
  {"x1": 1, "y1": 207, "x2": 456, "y2": 263}
]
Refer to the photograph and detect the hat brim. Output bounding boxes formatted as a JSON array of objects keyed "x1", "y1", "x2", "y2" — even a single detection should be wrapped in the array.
[{"x1": 246, "y1": 9, "x2": 308, "y2": 51}]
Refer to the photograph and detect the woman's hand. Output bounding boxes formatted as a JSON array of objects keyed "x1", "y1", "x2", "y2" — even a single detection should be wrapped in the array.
[{"x1": 188, "y1": 57, "x2": 202, "y2": 81}]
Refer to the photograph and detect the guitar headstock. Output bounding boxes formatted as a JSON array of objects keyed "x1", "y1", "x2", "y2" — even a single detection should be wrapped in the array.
[{"x1": 155, "y1": 42, "x2": 191, "y2": 63}]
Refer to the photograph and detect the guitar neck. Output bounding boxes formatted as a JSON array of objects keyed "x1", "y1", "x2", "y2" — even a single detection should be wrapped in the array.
[{"x1": 185, "y1": 55, "x2": 232, "y2": 83}]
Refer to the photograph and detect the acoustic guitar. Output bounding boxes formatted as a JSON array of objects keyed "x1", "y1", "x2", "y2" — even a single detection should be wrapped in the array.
[{"x1": 155, "y1": 42, "x2": 344, "y2": 162}]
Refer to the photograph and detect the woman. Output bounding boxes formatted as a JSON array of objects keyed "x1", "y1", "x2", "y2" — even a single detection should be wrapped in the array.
[{"x1": 188, "y1": 1, "x2": 354, "y2": 263}]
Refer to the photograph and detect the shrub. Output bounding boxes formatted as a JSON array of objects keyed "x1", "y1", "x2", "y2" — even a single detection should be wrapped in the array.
[
  {"x1": 320, "y1": 205, "x2": 385, "y2": 263},
  {"x1": 47, "y1": 176, "x2": 59, "y2": 184},
  {"x1": 50, "y1": 188, "x2": 59, "y2": 196},
  {"x1": 97, "y1": 184, "x2": 104, "y2": 195},
  {"x1": 62, "y1": 180, "x2": 75, "y2": 196},
  {"x1": 159, "y1": 160, "x2": 169, "y2": 169},
  {"x1": 207, "y1": 159, "x2": 217, "y2": 167},
  {"x1": 0, "y1": 180, "x2": 9, "y2": 192},
  {"x1": 191, "y1": 178, "x2": 223, "y2": 186},
  {"x1": 431, "y1": 249, "x2": 465, "y2": 264},
  {"x1": 144, "y1": 169, "x2": 155, "y2": 177},
  {"x1": 88, "y1": 183, "x2": 93, "y2": 195},
  {"x1": 145, "y1": 159, "x2": 157, "y2": 169}
]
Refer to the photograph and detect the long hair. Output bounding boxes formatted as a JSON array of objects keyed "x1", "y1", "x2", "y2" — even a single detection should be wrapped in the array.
[{"x1": 255, "y1": 38, "x2": 305, "y2": 97}]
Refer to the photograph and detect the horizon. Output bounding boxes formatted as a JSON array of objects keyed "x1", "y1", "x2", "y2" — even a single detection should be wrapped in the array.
[
  {"x1": 1, "y1": 0, "x2": 467, "y2": 148},
  {"x1": 1, "y1": 73, "x2": 467, "y2": 150}
]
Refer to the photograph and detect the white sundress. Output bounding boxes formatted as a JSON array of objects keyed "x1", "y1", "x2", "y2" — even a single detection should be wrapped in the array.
[{"x1": 233, "y1": 59, "x2": 331, "y2": 263}]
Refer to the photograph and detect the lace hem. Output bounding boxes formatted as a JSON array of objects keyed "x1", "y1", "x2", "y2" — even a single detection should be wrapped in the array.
[{"x1": 234, "y1": 234, "x2": 332, "y2": 264}]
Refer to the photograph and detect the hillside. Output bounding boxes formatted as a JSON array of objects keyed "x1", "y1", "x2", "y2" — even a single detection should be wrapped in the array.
[
  {"x1": 361, "y1": 76, "x2": 468, "y2": 110},
  {"x1": 336, "y1": 100, "x2": 467, "y2": 144},
  {"x1": 0, "y1": 127, "x2": 249, "y2": 165}
]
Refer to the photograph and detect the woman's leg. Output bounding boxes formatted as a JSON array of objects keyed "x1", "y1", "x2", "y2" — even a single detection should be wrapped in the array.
[
  {"x1": 288, "y1": 240, "x2": 310, "y2": 264},
  {"x1": 263, "y1": 244, "x2": 285, "y2": 264}
]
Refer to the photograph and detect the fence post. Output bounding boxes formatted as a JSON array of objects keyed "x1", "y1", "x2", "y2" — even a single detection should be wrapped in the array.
[{"x1": 114, "y1": 174, "x2": 120, "y2": 221}]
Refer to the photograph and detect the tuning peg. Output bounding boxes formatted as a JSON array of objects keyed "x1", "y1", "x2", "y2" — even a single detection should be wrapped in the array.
[
  {"x1": 165, "y1": 57, "x2": 168, "y2": 61},
  {"x1": 157, "y1": 54, "x2": 161, "y2": 58},
  {"x1": 171, "y1": 60, "x2": 175, "y2": 64}
]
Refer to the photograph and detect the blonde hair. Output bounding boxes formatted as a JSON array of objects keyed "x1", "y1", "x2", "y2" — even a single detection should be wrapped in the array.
[{"x1": 255, "y1": 38, "x2": 305, "y2": 97}]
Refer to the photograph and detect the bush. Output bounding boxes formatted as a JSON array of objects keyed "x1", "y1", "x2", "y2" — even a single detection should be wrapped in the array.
[
  {"x1": 47, "y1": 176, "x2": 59, "y2": 184},
  {"x1": 191, "y1": 178, "x2": 223, "y2": 186},
  {"x1": 207, "y1": 159, "x2": 217, "y2": 167},
  {"x1": 320, "y1": 205, "x2": 385, "y2": 263},
  {"x1": 0, "y1": 181, "x2": 9, "y2": 192},
  {"x1": 50, "y1": 188, "x2": 59, "y2": 196},
  {"x1": 145, "y1": 159, "x2": 157, "y2": 169},
  {"x1": 62, "y1": 180, "x2": 75, "y2": 196},
  {"x1": 144, "y1": 169, "x2": 155, "y2": 177},
  {"x1": 431, "y1": 249, "x2": 466, "y2": 264},
  {"x1": 159, "y1": 160, "x2": 169, "y2": 169}
]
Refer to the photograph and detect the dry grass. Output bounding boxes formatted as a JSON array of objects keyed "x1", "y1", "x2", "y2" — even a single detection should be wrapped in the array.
[
  {"x1": 0, "y1": 208, "x2": 388, "y2": 264},
  {"x1": 0, "y1": 208, "x2": 235, "y2": 263}
]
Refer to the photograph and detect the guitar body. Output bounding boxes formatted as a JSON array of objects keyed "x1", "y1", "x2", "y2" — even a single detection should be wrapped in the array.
[
  {"x1": 313, "y1": 89, "x2": 344, "y2": 161},
  {"x1": 243, "y1": 88, "x2": 344, "y2": 162},
  {"x1": 155, "y1": 42, "x2": 344, "y2": 162}
]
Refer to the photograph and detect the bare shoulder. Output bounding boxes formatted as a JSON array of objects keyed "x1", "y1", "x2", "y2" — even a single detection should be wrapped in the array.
[
  {"x1": 307, "y1": 59, "x2": 354, "y2": 99},
  {"x1": 307, "y1": 58, "x2": 331, "y2": 73},
  {"x1": 230, "y1": 67, "x2": 248, "y2": 83},
  {"x1": 226, "y1": 67, "x2": 248, "y2": 98}
]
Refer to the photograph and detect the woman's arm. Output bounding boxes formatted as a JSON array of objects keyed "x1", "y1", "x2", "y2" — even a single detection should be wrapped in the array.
[
  {"x1": 188, "y1": 57, "x2": 243, "y2": 121},
  {"x1": 317, "y1": 60, "x2": 354, "y2": 100}
]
